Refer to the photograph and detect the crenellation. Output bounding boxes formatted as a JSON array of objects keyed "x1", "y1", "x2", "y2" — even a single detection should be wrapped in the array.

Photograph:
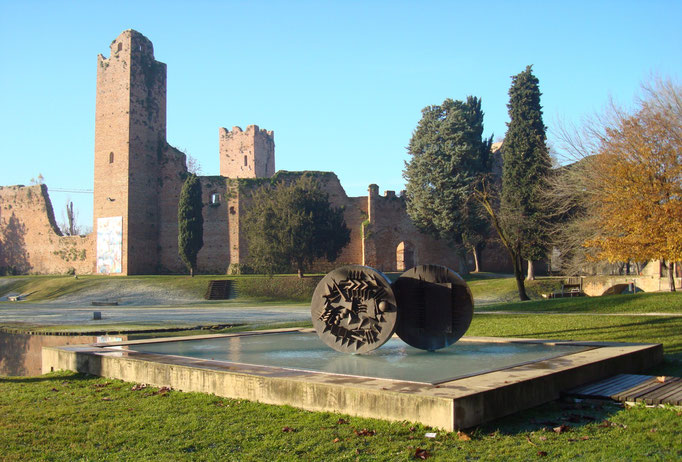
[{"x1": 219, "y1": 124, "x2": 275, "y2": 179}]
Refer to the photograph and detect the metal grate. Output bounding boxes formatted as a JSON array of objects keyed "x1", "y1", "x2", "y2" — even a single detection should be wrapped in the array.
[{"x1": 566, "y1": 373, "x2": 682, "y2": 405}]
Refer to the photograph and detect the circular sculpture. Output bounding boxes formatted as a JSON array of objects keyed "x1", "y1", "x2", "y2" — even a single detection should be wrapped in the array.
[
  {"x1": 311, "y1": 265, "x2": 398, "y2": 354},
  {"x1": 392, "y1": 264, "x2": 474, "y2": 351}
]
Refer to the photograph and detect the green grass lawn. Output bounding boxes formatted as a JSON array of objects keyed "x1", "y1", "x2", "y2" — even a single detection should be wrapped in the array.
[
  {"x1": 1, "y1": 369, "x2": 680, "y2": 461},
  {"x1": 478, "y1": 292, "x2": 682, "y2": 314},
  {"x1": 0, "y1": 273, "x2": 326, "y2": 303},
  {"x1": 0, "y1": 272, "x2": 559, "y2": 308},
  {"x1": 0, "y1": 274, "x2": 219, "y2": 301},
  {"x1": 466, "y1": 274, "x2": 562, "y2": 303}
]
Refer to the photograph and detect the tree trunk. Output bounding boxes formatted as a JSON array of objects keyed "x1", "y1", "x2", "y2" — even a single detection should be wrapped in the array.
[
  {"x1": 190, "y1": 267, "x2": 194, "y2": 277},
  {"x1": 471, "y1": 245, "x2": 480, "y2": 273},
  {"x1": 526, "y1": 260, "x2": 535, "y2": 281},
  {"x1": 457, "y1": 254, "x2": 470, "y2": 276},
  {"x1": 669, "y1": 261, "x2": 676, "y2": 292},
  {"x1": 514, "y1": 253, "x2": 530, "y2": 301},
  {"x1": 297, "y1": 267, "x2": 304, "y2": 278}
]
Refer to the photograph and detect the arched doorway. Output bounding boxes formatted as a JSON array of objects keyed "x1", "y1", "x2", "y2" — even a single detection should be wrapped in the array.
[{"x1": 396, "y1": 241, "x2": 415, "y2": 272}]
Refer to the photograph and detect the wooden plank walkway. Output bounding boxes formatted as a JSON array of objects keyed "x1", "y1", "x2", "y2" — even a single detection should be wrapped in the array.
[{"x1": 566, "y1": 374, "x2": 682, "y2": 405}]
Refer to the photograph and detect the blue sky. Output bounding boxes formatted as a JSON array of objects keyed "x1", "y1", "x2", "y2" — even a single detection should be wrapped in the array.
[{"x1": 1, "y1": 0, "x2": 680, "y2": 230}]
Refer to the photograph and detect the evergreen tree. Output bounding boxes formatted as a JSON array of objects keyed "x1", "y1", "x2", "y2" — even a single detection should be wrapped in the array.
[
  {"x1": 243, "y1": 175, "x2": 350, "y2": 277},
  {"x1": 501, "y1": 65, "x2": 551, "y2": 298},
  {"x1": 403, "y1": 97, "x2": 492, "y2": 274},
  {"x1": 178, "y1": 174, "x2": 204, "y2": 276}
]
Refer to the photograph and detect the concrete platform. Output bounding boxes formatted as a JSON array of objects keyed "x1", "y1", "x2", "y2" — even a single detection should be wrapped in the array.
[{"x1": 42, "y1": 329, "x2": 662, "y2": 431}]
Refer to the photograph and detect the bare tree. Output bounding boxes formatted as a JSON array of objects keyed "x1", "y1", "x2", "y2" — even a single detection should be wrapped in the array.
[
  {"x1": 186, "y1": 153, "x2": 202, "y2": 175},
  {"x1": 29, "y1": 173, "x2": 44, "y2": 185},
  {"x1": 59, "y1": 200, "x2": 82, "y2": 236}
]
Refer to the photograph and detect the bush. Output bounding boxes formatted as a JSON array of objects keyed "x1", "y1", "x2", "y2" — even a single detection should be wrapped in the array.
[{"x1": 228, "y1": 263, "x2": 254, "y2": 275}]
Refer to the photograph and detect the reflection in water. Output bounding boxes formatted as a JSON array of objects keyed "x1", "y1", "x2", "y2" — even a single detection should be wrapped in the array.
[
  {"x1": 0, "y1": 332, "x2": 126, "y2": 376},
  {"x1": 130, "y1": 332, "x2": 592, "y2": 384}
]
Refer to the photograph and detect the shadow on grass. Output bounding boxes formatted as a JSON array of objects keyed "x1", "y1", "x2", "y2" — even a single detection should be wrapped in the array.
[
  {"x1": 476, "y1": 399, "x2": 624, "y2": 436},
  {"x1": 0, "y1": 371, "x2": 92, "y2": 384}
]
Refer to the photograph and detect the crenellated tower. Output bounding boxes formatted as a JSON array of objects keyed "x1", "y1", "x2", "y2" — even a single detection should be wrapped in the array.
[
  {"x1": 93, "y1": 30, "x2": 167, "y2": 274},
  {"x1": 219, "y1": 125, "x2": 275, "y2": 178}
]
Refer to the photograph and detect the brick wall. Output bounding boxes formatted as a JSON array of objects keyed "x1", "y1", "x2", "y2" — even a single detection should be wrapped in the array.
[{"x1": 0, "y1": 185, "x2": 93, "y2": 274}]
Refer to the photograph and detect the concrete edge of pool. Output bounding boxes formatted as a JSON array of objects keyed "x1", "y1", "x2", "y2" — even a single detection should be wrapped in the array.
[{"x1": 42, "y1": 329, "x2": 663, "y2": 431}]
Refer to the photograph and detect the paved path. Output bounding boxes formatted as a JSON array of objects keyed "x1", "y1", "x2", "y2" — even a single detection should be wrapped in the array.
[
  {"x1": 0, "y1": 302, "x2": 311, "y2": 328},
  {"x1": 2, "y1": 301, "x2": 679, "y2": 331}
]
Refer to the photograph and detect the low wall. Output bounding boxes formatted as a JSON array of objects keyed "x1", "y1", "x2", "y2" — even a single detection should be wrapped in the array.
[
  {"x1": 0, "y1": 185, "x2": 93, "y2": 275},
  {"x1": 583, "y1": 275, "x2": 682, "y2": 296}
]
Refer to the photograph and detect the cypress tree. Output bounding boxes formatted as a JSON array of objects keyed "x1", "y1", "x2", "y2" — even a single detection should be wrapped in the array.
[
  {"x1": 178, "y1": 174, "x2": 204, "y2": 276},
  {"x1": 501, "y1": 65, "x2": 551, "y2": 298},
  {"x1": 404, "y1": 97, "x2": 492, "y2": 274}
]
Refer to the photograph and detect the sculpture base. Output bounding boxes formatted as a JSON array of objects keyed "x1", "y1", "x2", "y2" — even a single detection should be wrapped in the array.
[{"x1": 43, "y1": 328, "x2": 662, "y2": 430}]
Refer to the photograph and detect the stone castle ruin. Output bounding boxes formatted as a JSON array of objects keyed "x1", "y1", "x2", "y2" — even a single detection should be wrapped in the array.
[{"x1": 0, "y1": 30, "x2": 507, "y2": 276}]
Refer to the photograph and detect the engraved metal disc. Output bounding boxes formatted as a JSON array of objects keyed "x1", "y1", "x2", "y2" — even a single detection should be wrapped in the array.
[
  {"x1": 392, "y1": 264, "x2": 474, "y2": 351},
  {"x1": 311, "y1": 265, "x2": 398, "y2": 354}
]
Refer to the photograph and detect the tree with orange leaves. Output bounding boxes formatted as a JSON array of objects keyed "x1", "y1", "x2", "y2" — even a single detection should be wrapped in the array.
[{"x1": 584, "y1": 79, "x2": 681, "y2": 291}]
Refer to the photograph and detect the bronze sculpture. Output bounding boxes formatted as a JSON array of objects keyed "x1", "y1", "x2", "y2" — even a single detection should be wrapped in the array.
[{"x1": 311, "y1": 264, "x2": 474, "y2": 353}]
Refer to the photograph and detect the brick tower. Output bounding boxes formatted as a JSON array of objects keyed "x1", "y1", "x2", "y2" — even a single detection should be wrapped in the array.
[
  {"x1": 93, "y1": 30, "x2": 167, "y2": 274},
  {"x1": 219, "y1": 125, "x2": 275, "y2": 178}
]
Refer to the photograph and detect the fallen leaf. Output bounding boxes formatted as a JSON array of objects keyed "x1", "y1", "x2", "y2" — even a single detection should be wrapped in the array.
[
  {"x1": 650, "y1": 428, "x2": 657, "y2": 433},
  {"x1": 354, "y1": 428, "x2": 376, "y2": 436},
  {"x1": 101, "y1": 397, "x2": 112, "y2": 401},
  {"x1": 131, "y1": 384, "x2": 147, "y2": 391},
  {"x1": 152, "y1": 387, "x2": 171, "y2": 396},
  {"x1": 337, "y1": 418, "x2": 349, "y2": 425},
  {"x1": 457, "y1": 431, "x2": 471, "y2": 441},
  {"x1": 282, "y1": 426, "x2": 296, "y2": 433},
  {"x1": 656, "y1": 376, "x2": 666, "y2": 383},
  {"x1": 553, "y1": 425, "x2": 570, "y2": 434},
  {"x1": 332, "y1": 438, "x2": 340, "y2": 443},
  {"x1": 537, "y1": 451, "x2": 548, "y2": 457},
  {"x1": 526, "y1": 436, "x2": 538, "y2": 447},
  {"x1": 409, "y1": 427, "x2": 416, "y2": 432},
  {"x1": 414, "y1": 448, "x2": 431, "y2": 459},
  {"x1": 50, "y1": 388, "x2": 58, "y2": 392},
  {"x1": 538, "y1": 436, "x2": 547, "y2": 441},
  {"x1": 581, "y1": 436, "x2": 590, "y2": 440},
  {"x1": 598, "y1": 420, "x2": 626, "y2": 429}
]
